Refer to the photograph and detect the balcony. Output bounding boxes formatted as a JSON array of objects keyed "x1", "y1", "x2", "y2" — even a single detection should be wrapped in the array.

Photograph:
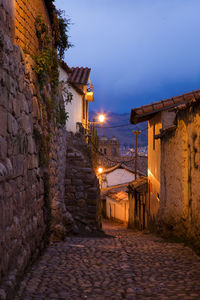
[{"x1": 86, "y1": 81, "x2": 94, "y2": 101}]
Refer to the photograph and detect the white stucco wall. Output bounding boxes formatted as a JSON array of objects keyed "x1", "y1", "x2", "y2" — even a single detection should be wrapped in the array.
[
  {"x1": 59, "y1": 67, "x2": 83, "y2": 133},
  {"x1": 106, "y1": 197, "x2": 129, "y2": 222},
  {"x1": 103, "y1": 169, "x2": 135, "y2": 188}
]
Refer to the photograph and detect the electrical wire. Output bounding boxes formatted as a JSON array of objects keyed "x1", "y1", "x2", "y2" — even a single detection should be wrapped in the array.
[
  {"x1": 88, "y1": 136, "x2": 146, "y2": 165},
  {"x1": 95, "y1": 123, "x2": 148, "y2": 131}
]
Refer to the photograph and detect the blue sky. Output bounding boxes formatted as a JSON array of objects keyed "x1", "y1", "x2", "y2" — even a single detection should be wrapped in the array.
[{"x1": 55, "y1": 0, "x2": 200, "y2": 113}]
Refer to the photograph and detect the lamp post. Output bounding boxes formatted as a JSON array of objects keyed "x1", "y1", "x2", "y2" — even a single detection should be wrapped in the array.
[
  {"x1": 133, "y1": 130, "x2": 141, "y2": 179},
  {"x1": 97, "y1": 167, "x2": 104, "y2": 189},
  {"x1": 89, "y1": 114, "x2": 105, "y2": 125}
]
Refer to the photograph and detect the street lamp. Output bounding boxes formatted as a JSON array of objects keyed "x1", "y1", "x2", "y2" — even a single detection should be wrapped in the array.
[
  {"x1": 89, "y1": 114, "x2": 105, "y2": 124},
  {"x1": 98, "y1": 114, "x2": 105, "y2": 123},
  {"x1": 98, "y1": 167, "x2": 103, "y2": 174},
  {"x1": 97, "y1": 167, "x2": 104, "y2": 189}
]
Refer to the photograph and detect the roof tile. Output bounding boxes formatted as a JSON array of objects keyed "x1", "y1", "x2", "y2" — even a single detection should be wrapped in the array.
[
  {"x1": 130, "y1": 89, "x2": 200, "y2": 124},
  {"x1": 68, "y1": 67, "x2": 91, "y2": 85}
]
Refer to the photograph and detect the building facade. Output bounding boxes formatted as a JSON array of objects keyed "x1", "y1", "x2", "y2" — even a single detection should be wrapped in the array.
[
  {"x1": 98, "y1": 136, "x2": 120, "y2": 156},
  {"x1": 130, "y1": 89, "x2": 200, "y2": 251},
  {"x1": 106, "y1": 191, "x2": 129, "y2": 223},
  {"x1": 59, "y1": 63, "x2": 94, "y2": 133}
]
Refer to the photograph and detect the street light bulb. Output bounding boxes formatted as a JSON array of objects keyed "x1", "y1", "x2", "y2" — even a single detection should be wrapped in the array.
[
  {"x1": 98, "y1": 167, "x2": 103, "y2": 174},
  {"x1": 98, "y1": 114, "x2": 105, "y2": 123}
]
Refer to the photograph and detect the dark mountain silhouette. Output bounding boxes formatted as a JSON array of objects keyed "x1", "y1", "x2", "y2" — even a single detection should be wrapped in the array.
[{"x1": 89, "y1": 111, "x2": 148, "y2": 147}]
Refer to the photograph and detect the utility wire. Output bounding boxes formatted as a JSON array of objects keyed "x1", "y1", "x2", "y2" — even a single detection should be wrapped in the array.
[
  {"x1": 96, "y1": 123, "x2": 131, "y2": 129},
  {"x1": 88, "y1": 136, "x2": 146, "y2": 165},
  {"x1": 95, "y1": 123, "x2": 148, "y2": 131}
]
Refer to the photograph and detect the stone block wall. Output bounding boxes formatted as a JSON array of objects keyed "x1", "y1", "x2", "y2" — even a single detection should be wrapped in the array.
[
  {"x1": 65, "y1": 132, "x2": 101, "y2": 234},
  {"x1": 0, "y1": 1, "x2": 101, "y2": 298},
  {"x1": 0, "y1": 1, "x2": 70, "y2": 297},
  {"x1": 0, "y1": 2, "x2": 47, "y2": 298},
  {"x1": 15, "y1": 0, "x2": 51, "y2": 55}
]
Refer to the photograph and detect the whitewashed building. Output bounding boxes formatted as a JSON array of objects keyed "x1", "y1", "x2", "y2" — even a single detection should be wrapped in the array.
[
  {"x1": 59, "y1": 62, "x2": 94, "y2": 133},
  {"x1": 100, "y1": 163, "x2": 136, "y2": 189},
  {"x1": 106, "y1": 191, "x2": 129, "y2": 223}
]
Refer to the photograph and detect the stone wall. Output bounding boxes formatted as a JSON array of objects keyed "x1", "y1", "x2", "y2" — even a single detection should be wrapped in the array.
[
  {"x1": 0, "y1": 2, "x2": 47, "y2": 298},
  {"x1": 98, "y1": 137, "x2": 120, "y2": 157},
  {"x1": 65, "y1": 132, "x2": 101, "y2": 234},
  {"x1": 0, "y1": 2, "x2": 101, "y2": 298},
  {"x1": 158, "y1": 103, "x2": 200, "y2": 253},
  {"x1": 15, "y1": 0, "x2": 51, "y2": 55},
  {"x1": 49, "y1": 128, "x2": 70, "y2": 241},
  {"x1": 0, "y1": 1, "x2": 70, "y2": 298}
]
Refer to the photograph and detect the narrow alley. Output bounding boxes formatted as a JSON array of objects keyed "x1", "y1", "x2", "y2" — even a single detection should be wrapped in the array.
[{"x1": 14, "y1": 221, "x2": 200, "y2": 300}]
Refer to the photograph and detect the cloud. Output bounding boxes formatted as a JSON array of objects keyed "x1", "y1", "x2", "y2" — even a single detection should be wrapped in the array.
[{"x1": 56, "y1": 0, "x2": 200, "y2": 113}]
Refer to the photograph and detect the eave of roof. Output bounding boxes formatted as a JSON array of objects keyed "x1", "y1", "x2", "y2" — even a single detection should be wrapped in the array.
[
  {"x1": 69, "y1": 83, "x2": 84, "y2": 96},
  {"x1": 101, "y1": 183, "x2": 129, "y2": 195},
  {"x1": 107, "y1": 191, "x2": 128, "y2": 202},
  {"x1": 130, "y1": 89, "x2": 200, "y2": 124},
  {"x1": 127, "y1": 176, "x2": 148, "y2": 193},
  {"x1": 102, "y1": 163, "x2": 136, "y2": 175},
  {"x1": 60, "y1": 61, "x2": 72, "y2": 74},
  {"x1": 68, "y1": 67, "x2": 91, "y2": 85},
  {"x1": 60, "y1": 63, "x2": 85, "y2": 96}
]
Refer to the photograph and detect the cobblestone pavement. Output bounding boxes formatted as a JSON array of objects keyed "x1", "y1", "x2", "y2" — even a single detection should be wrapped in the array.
[{"x1": 15, "y1": 221, "x2": 200, "y2": 300}]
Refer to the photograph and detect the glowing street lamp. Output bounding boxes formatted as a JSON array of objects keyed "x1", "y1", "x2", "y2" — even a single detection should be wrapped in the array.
[
  {"x1": 98, "y1": 114, "x2": 105, "y2": 123},
  {"x1": 98, "y1": 167, "x2": 103, "y2": 174}
]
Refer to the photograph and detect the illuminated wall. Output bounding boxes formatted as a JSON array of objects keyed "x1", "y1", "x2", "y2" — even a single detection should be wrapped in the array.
[
  {"x1": 14, "y1": 0, "x2": 51, "y2": 55},
  {"x1": 148, "y1": 113, "x2": 162, "y2": 218},
  {"x1": 160, "y1": 105, "x2": 200, "y2": 244},
  {"x1": 59, "y1": 67, "x2": 83, "y2": 133}
]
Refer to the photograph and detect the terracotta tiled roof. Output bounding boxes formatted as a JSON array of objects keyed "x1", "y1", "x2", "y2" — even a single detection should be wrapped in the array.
[
  {"x1": 128, "y1": 176, "x2": 148, "y2": 193},
  {"x1": 130, "y1": 89, "x2": 200, "y2": 124},
  {"x1": 68, "y1": 67, "x2": 91, "y2": 85},
  {"x1": 60, "y1": 61, "x2": 72, "y2": 74},
  {"x1": 98, "y1": 156, "x2": 148, "y2": 176},
  {"x1": 107, "y1": 191, "x2": 128, "y2": 202},
  {"x1": 101, "y1": 183, "x2": 129, "y2": 195},
  {"x1": 60, "y1": 62, "x2": 85, "y2": 95}
]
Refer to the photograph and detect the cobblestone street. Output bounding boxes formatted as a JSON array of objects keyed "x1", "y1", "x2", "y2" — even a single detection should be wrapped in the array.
[{"x1": 15, "y1": 221, "x2": 200, "y2": 300}]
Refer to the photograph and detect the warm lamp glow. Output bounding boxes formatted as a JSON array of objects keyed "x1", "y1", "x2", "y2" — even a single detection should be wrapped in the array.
[
  {"x1": 98, "y1": 167, "x2": 103, "y2": 174},
  {"x1": 98, "y1": 114, "x2": 105, "y2": 123}
]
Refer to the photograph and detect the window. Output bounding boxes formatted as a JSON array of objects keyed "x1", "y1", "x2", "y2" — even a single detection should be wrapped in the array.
[
  {"x1": 100, "y1": 148, "x2": 102, "y2": 153},
  {"x1": 82, "y1": 97, "x2": 85, "y2": 119},
  {"x1": 104, "y1": 148, "x2": 107, "y2": 155},
  {"x1": 111, "y1": 147, "x2": 117, "y2": 156}
]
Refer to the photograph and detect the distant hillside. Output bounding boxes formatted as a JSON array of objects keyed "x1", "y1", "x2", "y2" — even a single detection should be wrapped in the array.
[{"x1": 89, "y1": 111, "x2": 148, "y2": 147}]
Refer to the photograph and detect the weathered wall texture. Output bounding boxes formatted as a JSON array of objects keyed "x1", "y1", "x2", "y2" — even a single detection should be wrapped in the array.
[
  {"x1": 0, "y1": 2, "x2": 47, "y2": 298},
  {"x1": 98, "y1": 137, "x2": 120, "y2": 157},
  {"x1": 106, "y1": 193, "x2": 128, "y2": 223},
  {"x1": 148, "y1": 113, "x2": 162, "y2": 220},
  {"x1": 159, "y1": 104, "x2": 200, "y2": 251},
  {"x1": 0, "y1": 1, "x2": 101, "y2": 298},
  {"x1": 15, "y1": 0, "x2": 51, "y2": 55},
  {"x1": 65, "y1": 132, "x2": 101, "y2": 234},
  {"x1": 0, "y1": 1, "x2": 69, "y2": 298},
  {"x1": 49, "y1": 128, "x2": 73, "y2": 241},
  {"x1": 102, "y1": 169, "x2": 135, "y2": 188}
]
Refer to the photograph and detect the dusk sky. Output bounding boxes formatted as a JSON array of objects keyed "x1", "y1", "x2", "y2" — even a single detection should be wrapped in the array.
[{"x1": 55, "y1": 0, "x2": 200, "y2": 114}]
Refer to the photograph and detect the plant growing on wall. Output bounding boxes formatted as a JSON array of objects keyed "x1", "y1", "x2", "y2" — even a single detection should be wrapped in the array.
[
  {"x1": 33, "y1": 15, "x2": 72, "y2": 125},
  {"x1": 52, "y1": 9, "x2": 73, "y2": 59}
]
